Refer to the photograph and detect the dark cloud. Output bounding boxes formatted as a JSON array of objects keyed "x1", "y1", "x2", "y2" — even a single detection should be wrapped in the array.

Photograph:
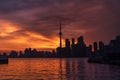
[{"x1": 0, "y1": 0, "x2": 120, "y2": 46}]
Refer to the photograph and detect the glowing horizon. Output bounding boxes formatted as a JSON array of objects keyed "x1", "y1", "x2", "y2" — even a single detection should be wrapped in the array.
[{"x1": 0, "y1": 20, "x2": 62, "y2": 52}]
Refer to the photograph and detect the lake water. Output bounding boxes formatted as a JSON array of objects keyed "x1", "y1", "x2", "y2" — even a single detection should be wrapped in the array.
[{"x1": 0, "y1": 58, "x2": 120, "y2": 80}]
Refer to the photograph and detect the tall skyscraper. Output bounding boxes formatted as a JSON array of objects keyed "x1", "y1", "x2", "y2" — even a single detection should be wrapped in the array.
[
  {"x1": 72, "y1": 38, "x2": 75, "y2": 45},
  {"x1": 99, "y1": 41, "x2": 104, "y2": 52},
  {"x1": 78, "y1": 36, "x2": 84, "y2": 44},
  {"x1": 116, "y1": 36, "x2": 120, "y2": 46},
  {"x1": 94, "y1": 42, "x2": 98, "y2": 53},
  {"x1": 65, "y1": 39, "x2": 70, "y2": 48}
]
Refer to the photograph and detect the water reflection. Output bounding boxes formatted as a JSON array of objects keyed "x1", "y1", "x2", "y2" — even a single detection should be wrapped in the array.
[
  {"x1": 0, "y1": 58, "x2": 120, "y2": 80},
  {"x1": 59, "y1": 58, "x2": 120, "y2": 80}
]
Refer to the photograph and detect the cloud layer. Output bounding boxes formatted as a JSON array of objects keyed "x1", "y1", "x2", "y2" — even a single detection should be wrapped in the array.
[{"x1": 0, "y1": 0, "x2": 120, "y2": 51}]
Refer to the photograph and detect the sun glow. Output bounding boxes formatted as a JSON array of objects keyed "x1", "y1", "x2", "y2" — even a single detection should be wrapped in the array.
[
  {"x1": 0, "y1": 20, "x2": 21, "y2": 37},
  {"x1": 0, "y1": 21, "x2": 63, "y2": 52}
]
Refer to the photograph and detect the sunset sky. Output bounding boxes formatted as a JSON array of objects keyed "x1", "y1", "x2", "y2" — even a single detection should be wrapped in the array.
[{"x1": 0, "y1": 0, "x2": 120, "y2": 52}]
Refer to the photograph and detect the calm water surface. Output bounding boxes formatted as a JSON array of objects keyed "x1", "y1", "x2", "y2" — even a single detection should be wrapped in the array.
[{"x1": 0, "y1": 58, "x2": 120, "y2": 80}]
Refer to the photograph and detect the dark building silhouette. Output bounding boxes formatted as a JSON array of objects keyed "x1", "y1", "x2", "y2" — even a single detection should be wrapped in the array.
[
  {"x1": 9, "y1": 50, "x2": 18, "y2": 58},
  {"x1": 93, "y1": 42, "x2": 98, "y2": 53},
  {"x1": 86, "y1": 45, "x2": 92, "y2": 56},
  {"x1": 99, "y1": 41, "x2": 104, "y2": 53},
  {"x1": 89, "y1": 35, "x2": 120, "y2": 65},
  {"x1": 65, "y1": 39, "x2": 70, "y2": 49},
  {"x1": 71, "y1": 38, "x2": 75, "y2": 56},
  {"x1": 56, "y1": 36, "x2": 91, "y2": 57},
  {"x1": 24, "y1": 48, "x2": 31, "y2": 57},
  {"x1": 19, "y1": 51, "x2": 24, "y2": 57},
  {"x1": 72, "y1": 38, "x2": 75, "y2": 46},
  {"x1": 64, "y1": 39, "x2": 71, "y2": 57},
  {"x1": 71, "y1": 36, "x2": 88, "y2": 57},
  {"x1": 78, "y1": 36, "x2": 84, "y2": 45}
]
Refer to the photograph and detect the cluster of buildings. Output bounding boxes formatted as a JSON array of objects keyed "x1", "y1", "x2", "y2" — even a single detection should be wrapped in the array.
[
  {"x1": 0, "y1": 35, "x2": 120, "y2": 59},
  {"x1": 8, "y1": 49, "x2": 56, "y2": 58},
  {"x1": 56, "y1": 36, "x2": 92, "y2": 57},
  {"x1": 5, "y1": 36, "x2": 92, "y2": 58},
  {"x1": 92, "y1": 36, "x2": 120, "y2": 61}
]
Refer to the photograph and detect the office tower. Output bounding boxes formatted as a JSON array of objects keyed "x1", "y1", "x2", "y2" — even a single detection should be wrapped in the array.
[
  {"x1": 78, "y1": 36, "x2": 84, "y2": 44},
  {"x1": 65, "y1": 39, "x2": 70, "y2": 48},
  {"x1": 99, "y1": 41, "x2": 104, "y2": 52},
  {"x1": 94, "y1": 42, "x2": 98, "y2": 53},
  {"x1": 72, "y1": 38, "x2": 75, "y2": 45}
]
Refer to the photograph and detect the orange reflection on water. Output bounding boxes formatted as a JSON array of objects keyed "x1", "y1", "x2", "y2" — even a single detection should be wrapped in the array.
[
  {"x1": 0, "y1": 58, "x2": 115, "y2": 80},
  {"x1": 0, "y1": 58, "x2": 82, "y2": 80},
  {"x1": 0, "y1": 59, "x2": 66, "y2": 79}
]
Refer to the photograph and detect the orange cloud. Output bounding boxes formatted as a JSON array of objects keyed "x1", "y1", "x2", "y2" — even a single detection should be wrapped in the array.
[
  {"x1": 0, "y1": 20, "x2": 64, "y2": 52},
  {"x1": 0, "y1": 20, "x2": 21, "y2": 37},
  {"x1": 20, "y1": 31, "x2": 64, "y2": 50}
]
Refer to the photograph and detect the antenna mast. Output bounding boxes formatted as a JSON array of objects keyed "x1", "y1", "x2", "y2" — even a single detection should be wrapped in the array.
[{"x1": 59, "y1": 19, "x2": 62, "y2": 55}]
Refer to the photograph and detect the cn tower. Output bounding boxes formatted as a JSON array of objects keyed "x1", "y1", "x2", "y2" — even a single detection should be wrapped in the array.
[{"x1": 59, "y1": 20, "x2": 62, "y2": 55}]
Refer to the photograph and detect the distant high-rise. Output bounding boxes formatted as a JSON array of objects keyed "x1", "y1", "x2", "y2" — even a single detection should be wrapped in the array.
[
  {"x1": 65, "y1": 39, "x2": 70, "y2": 48},
  {"x1": 89, "y1": 45, "x2": 92, "y2": 51},
  {"x1": 94, "y1": 42, "x2": 98, "y2": 53},
  {"x1": 116, "y1": 36, "x2": 120, "y2": 46},
  {"x1": 72, "y1": 38, "x2": 75, "y2": 45},
  {"x1": 116, "y1": 36, "x2": 120, "y2": 42},
  {"x1": 99, "y1": 41, "x2": 104, "y2": 52},
  {"x1": 78, "y1": 36, "x2": 84, "y2": 44}
]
